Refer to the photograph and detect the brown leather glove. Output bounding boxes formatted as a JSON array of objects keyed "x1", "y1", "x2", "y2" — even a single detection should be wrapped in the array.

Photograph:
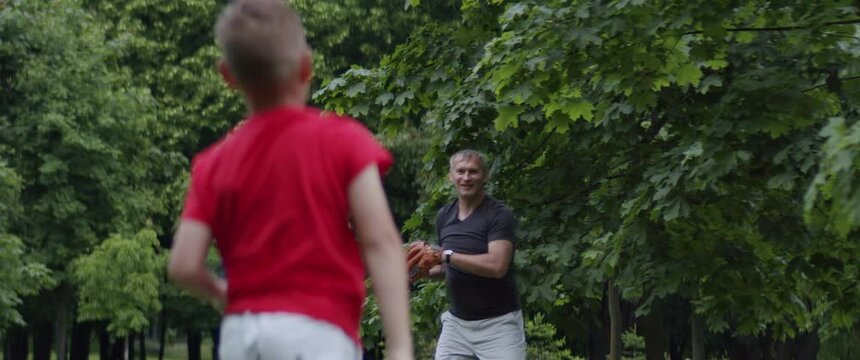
[{"x1": 405, "y1": 241, "x2": 441, "y2": 283}]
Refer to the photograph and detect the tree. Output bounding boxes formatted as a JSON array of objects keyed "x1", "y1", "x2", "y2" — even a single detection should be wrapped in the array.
[
  {"x1": 0, "y1": 0, "x2": 177, "y2": 357},
  {"x1": 291, "y1": 0, "x2": 460, "y2": 84},
  {"x1": 72, "y1": 229, "x2": 163, "y2": 338},
  {"x1": 0, "y1": 163, "x2": 52, "y2": 335},
  {"x1": 315, "y1": 1, "x2": 860, "y2": 358}
]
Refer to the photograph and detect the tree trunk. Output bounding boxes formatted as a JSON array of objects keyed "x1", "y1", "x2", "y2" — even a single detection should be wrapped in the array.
[
  {"x1": 139, "y1": 331, "x2": 147, "y2": 360},
  {"x1": 33, "y1": 321, "x2": 53, "y2": 360},
  {"x1": 668, "y1": 335, "x2": 685, "y2": 360},
  {"x1": 127, "y1": 335, "x2": 135, "y2": 360},
  {"x1": 728, "y1": 335, "x2": 759, "y2": 360},
  {"x1": 211, "y1": 327, "x2": 220, "y2": 360},
  {"x1": 762, "y1": 329, "x2": 774, "y2": 360},
  {"x1": 588, "y1": 305, "x2": 609, "y2": 360},
  {"x1": 158, "y1": 312, "x2": 167, "y2": 360},
  {"x1": 5, "y1": 326, "x2": 29, "y2": 360},
  {"x1": 691, "y1": 313, "x2": 705, "y2": 360},
  {"x1": 775, "y1": 337, "x2": 790, "y2": 360},
  {"x1": 99, "y1": 325, "x2": 111, "y2": 360},
  {"x1": 187, "y1": 330, "x2": 202, "y2": 360},
  {"x1": 795, "y1": 330, "x2": 820, "y2": 360},
  {"x1": 641, "y1": 300, "x2": 668, "y2": 360},
  {"x1": 775, "y1": 331, "x2": 819, "y2": 360},
  {"x1": 607, "y1": 282, "x2": 623, "y2": 360},
  {"x1": 110, "y1": 337, "x2": 126, "y2": 360},
  {"x1": 70, "y1": 321, "x2": 93, "y2": 360},
  {"x1": 55, "y1": 305, "x2": 68, "y2": 360}
]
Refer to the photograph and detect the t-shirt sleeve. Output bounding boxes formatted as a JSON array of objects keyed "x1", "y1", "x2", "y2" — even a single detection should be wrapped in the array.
[
  {"x1": 338, "y1": 119, "x2": 394, "y2": 182},
  {"x1": 487, "y1": 206, "x2": 515, "y2": 243},
  {"x1": 435, "y1": 206, "x2": 446, "y2": 247},
  {"x1": 180, "y1": 154, "x2": 216, "y2": 228}
]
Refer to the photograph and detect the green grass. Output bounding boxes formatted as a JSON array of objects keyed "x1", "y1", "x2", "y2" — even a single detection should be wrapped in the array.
[{"x1": 1, "y1": 338, "x2": 213, "y2": 360}]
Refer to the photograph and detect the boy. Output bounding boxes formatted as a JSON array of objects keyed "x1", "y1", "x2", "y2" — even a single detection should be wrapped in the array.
[{"x1": 167, "y1": 1, "x2": 413, "y2": 358}]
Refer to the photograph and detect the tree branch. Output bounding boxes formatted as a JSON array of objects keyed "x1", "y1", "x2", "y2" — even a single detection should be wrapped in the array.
[
  {"x1": 804, "y1": 75, "x2": 860, "y2": 93},
  {"x1": 512, "y1": 129, "x2": 555, "y2": 172},
  {"x1": 683, "y1": 18, "x2": 860, "y2": 35}
]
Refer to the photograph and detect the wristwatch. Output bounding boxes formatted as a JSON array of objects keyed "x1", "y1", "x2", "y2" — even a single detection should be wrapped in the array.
[{"x1": 443, "y1": 249, "x2": 454, "y2": 264}]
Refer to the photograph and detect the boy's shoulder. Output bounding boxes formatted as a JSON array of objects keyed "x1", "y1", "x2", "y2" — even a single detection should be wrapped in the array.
[{"x1": 190, "y1": 138, "x2": 225, "y2": 168}]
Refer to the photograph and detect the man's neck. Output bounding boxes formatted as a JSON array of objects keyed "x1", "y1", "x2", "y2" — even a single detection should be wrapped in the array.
[{"x1": 457, "y1": 192, "x2": 486, "y2": 218}]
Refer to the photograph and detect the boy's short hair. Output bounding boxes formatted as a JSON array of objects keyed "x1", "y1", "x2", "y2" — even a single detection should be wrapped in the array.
[{"x1": 215, "y1": 0, "x2": 307, "y2": 86}]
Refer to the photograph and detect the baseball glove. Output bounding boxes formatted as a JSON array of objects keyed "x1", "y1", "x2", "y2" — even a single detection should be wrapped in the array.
[{"x1": 405, "y1": 241, "x2": 442, "y2": 282}]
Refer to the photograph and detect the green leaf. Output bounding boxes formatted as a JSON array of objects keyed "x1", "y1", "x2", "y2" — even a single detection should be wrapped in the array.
[
  {"x1": 675, "y1": 64, "x2": 703, "y2": 87},
  {"x1": 704, "y1": 59, "x2": 728, "y2": 70},
  {"x1": 375, "y1": 92, "x2": 394, "y2": 106},
  {"x1": 561, "y1": 100, "x2": 595, "y2": 122},
  {"x1": 346, "y1": 82, "x2": 367, "y2": 97},
  {"x1": 505, "y1": 83, "x2": 533, "y2": 104},
  {"x1": 492, "y1": 61, "x2": 521, "y2": 89},
  {"x1": 698, "y1": 75, "x2": 723, "y2": 94},
  {"x1": 767, "y1": 173, "x2": 795, "y2": 191},
  {"x1": 405, "y1": 0, "x2": 420, "y2": 10},
  {"x1": 494, "y1": 105, "x2": 523, "y2": 131}
]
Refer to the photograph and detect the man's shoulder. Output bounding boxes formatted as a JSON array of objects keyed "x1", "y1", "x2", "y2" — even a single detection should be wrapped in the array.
[
  {"x1": 484, "y1": 196, "x2": 513, "y2": 215},
  {"x1": 436, "y1": 201, "x2": 456, "y2": 219}
]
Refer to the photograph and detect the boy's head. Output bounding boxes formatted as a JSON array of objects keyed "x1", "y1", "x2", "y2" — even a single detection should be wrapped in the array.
[{"x1": 215, "y1": 0, "x2": 312, "y2": 102}]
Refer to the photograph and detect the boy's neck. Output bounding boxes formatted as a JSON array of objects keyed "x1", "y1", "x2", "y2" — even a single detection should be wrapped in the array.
[
  {"x1": 247, "y1": 95, "x2": 305, "y2": 114},
  {"x1": 245, "y1": 83, "x2": 309, "y2": 114}
]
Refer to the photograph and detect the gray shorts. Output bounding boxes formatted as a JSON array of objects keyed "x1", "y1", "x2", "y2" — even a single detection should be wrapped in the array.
[
  {"x1": 219, "y1": 312, "x2": 361, "y2": 360},
  {"x1": 435, "y1": 310, "x2": 526, "y2": 360}
]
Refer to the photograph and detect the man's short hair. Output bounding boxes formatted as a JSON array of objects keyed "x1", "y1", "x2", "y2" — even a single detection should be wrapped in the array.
[
  {"x1": 215, "y1": 0, "x2": 307, "y2": 86},
  {"x1": 449, "y1": 149, "x2": 488, "y2": 174}
]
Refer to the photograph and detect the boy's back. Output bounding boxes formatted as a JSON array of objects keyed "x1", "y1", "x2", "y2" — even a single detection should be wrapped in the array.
[{"x1": 183, "y1": 106, "x2": 391, "y2": 345}]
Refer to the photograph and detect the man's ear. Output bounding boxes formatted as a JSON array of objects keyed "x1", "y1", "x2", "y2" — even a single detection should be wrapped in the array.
[{"x1": 218, "y1": 60, "x2": 239, "y2": 89}]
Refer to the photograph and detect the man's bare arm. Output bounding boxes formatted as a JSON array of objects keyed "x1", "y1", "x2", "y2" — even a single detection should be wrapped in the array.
[{"x1": 447, "y1": 240, "x2": 513, "y2": 279}]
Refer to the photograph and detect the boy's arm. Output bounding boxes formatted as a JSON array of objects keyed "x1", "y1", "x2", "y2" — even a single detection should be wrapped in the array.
[
  {"x1": 349, "y1": 165, "x2": 413, "y2": 360},
  {"x1": 168, "y1": 220, "x2": 227, "y2": 304}
]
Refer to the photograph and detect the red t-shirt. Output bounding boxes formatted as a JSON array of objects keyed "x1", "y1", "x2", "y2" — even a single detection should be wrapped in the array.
[{"x1": 180, "y1": 106, "x2": 393, "y2": 345}]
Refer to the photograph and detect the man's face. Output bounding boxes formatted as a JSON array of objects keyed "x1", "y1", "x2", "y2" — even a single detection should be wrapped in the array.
[{"x1": 448, "y1": 156, "x2": 486, "y2": 199}]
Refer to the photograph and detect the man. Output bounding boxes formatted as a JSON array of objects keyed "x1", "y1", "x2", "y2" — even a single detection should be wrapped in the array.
[
  {"x1": 167, "y1": 1, "x2": 413, "y2": 359},
  {"x1": 410, "y1": 149, "x2": 526, "y2": 359}
]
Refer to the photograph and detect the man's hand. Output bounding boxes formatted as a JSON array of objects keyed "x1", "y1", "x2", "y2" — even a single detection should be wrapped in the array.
[{"x1": 405, "y1": 241, "x2": 441, "y2": 283}]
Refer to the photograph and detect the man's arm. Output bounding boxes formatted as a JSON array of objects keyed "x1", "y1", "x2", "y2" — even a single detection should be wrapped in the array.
[
  {"x1": 427, "y1": 264, "x2": 445, "y2": 279},
  {"x1": 447, "y1": 239, "x2": 513, "y2": 279},
  {"x1": 167, "y1": 220, "x2": 227, "y2": 304},
  {"x1": 349, "y1": 165, "x2": 413, "y2": 359}
]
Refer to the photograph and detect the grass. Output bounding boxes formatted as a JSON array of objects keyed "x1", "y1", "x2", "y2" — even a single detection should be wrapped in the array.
[{"x1": 1, "y1": 338, "x2": 213, "y2": 360}]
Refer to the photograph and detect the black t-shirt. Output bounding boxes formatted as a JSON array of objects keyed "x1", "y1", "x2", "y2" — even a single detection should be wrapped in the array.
[{"x1": 436, "y1": 195, "x2": 520, "y2": 320}]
